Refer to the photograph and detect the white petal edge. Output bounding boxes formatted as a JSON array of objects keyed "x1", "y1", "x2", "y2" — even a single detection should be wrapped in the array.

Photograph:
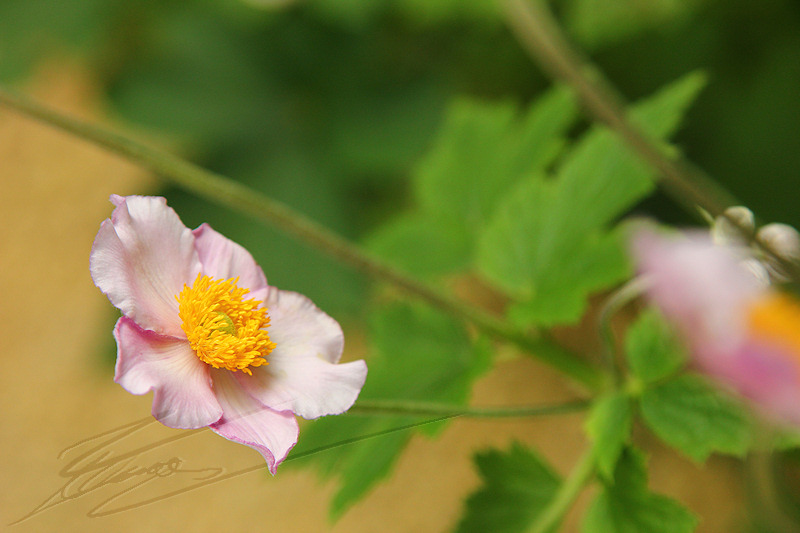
[
  {"x1": 90, "y1": 195, "x2": 200, "y2": 336},
  {"x1": 192, "y1": 223, "x2": 268, "y2": 293},
  {"x1": 114, "y1": 317, "x2": 223, "y2": 429},
  {"x1": 209, "y1": 370, "x2": 299, "y2": 475}
]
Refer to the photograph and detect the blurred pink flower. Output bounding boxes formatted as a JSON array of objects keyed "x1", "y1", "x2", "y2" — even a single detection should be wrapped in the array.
[
  {"x1": 90, "y1": 195, "x2": 367, "y2": 473},
  {"x1": 633, "y1": 228, "x2": 800, "y2": 425}
]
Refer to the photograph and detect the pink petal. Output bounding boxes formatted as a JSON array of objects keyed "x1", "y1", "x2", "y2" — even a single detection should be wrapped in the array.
[
  {"x1": 632, "y1": 229, "x2": 762, "y2": 351},
  {"x1": 114, "y1": 317, "x2": 223, "y2": 429},
  {"x1": 239, "y1": 289, "x2": 366, "y2": 419},
  {"x1": 192, "y1": 223, "x2": 268, "y2": 294},
  {"x1": 209, "y1": 370, "x2": 299, "y2": 474},
  {"x1": 265, "y1": 289, "x2": 345, "y2": 363},
  {"x1": 718, "y1": 340, "x2": 800, "y2": 426},
  {"x1": 90, "y1": 195, "x2": 201, "y2": 336},
  {"x1": 242, "y1": 356, "x2": 367, "y2": 420}
]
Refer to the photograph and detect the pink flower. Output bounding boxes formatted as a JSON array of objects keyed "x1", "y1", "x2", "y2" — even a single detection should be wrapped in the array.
[
  {"x1": 632, "y1": 228, "x2": 800, "y2": 425},
  {"x1": 90, "y1": 195, "x2": 367, "y2": 473}
]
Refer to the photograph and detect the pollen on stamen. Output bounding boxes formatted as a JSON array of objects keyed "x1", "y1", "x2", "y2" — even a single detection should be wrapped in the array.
[{"x1": 177, "y1": 273, "x2": 276, "y2": 374}]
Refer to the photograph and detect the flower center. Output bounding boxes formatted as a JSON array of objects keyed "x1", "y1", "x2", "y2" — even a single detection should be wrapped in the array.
[
  {"x1": 747, "y1": 293, "x2": 800, "y2": 359},
  {"x1": 177, "y1": 274, "x2": 275, "y2": 375}
]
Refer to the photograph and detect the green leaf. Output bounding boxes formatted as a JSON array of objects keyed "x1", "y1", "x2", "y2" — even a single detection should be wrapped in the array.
[
  {"x1": 416, "y1": 87, "x2": 578, "y2": 232},
  {"x1": 640, "y1": 374, "x2": 752, "y2": 462},
  {"x1": 582, "y1": 448, "x2": 698, "y2": 533},
  {"x1": 455, "y1": 443, "x2": 561, "y2": 533},
  {"x1": 625, "y1": 308, "x2": 687, "y2": 384},
  {"x1": 555, "y1": 72, "x2": 706, "y2": 233},
  {"x1": 506, "y1": 221, "x2": 631, "y2": 326},
  {"x1": 585, "y1": 392, "x2": 632, "y2": 480},
  {"x1": 477, "y1": 73, "x2": 706, "y2": 326},
  {"x1": 366, "y1": 212, "x2": 472, "y2": 278},
  {"x1": 292, "y1": 303, "x2": 490, "y2": 519},
  {"x1": 369, "y1": 87, "x2": 579, "y2": 279}
]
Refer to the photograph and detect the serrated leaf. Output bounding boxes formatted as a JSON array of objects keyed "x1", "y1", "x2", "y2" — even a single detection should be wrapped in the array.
[
  {"x1": 292, "y1": 303, "x2": 490, "y2": 519},
  {"x1": 369, "y1": 87, "x2": 579, "y2": 279},
  {"x1": 505, "y1": 222, "x2": 631, "y2": 325},
  {"x1": 455, "y1": 443, "x2": 561, "y2": 533},
  {"x1": 555, "y1": 72, "x2": 706, "y2": 235},
  {"x1": 640, "y1": 374, "x2": 752, "y2": 462},
  {"x1": 416, "y1": 87, "x2": 578, "y2": 230},
  {"x1": 625, "y1": 308, "x2": 687, "y2": 383},
  {"x1": 586, "y1": 392, "x2": 632, "y2": 480},
  {"x1": 582, "y1": 448, "x2": 698, "y2": 533},
  {"x1": 477, "y1": 73, "x2": 706, "y2": 326}
]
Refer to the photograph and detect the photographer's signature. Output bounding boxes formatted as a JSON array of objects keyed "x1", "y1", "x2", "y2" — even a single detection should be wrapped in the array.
[{"x1": 12, "y1": 417, "x2": 262, "y2": 524}]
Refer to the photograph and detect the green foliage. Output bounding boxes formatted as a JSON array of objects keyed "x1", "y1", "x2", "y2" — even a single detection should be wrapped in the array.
[
  {"x1": 293, "y1": 302, "x2": 490, "y2": 518},
  {"x1": 396, "y1": 0, "x2": 500, "y2": 25},
  {"x1": 582, "y1": 448, "x2": 698, "y2": 533},
  {"x1": 455, "y1": 443, "x2": 561, "y2": 533},
  {"x1": 773, "y1": 429, "x2": 800, "y2": 451},
  {"x1": 477, "y1": 72, "x2": 706, "y2": 326},
  {"x1": 563, "y1": 0, "x2": 708, "y2": 50},
  {"x1": 309, "y1": 0, "x2": 501, "y2": 27},
  {"x1": 640, "y1": 374, "x2": 752, "y2": 462},
  {"x1": 586, "y1": 392, "x2": 632, "y2": 480},
  {"x1": 366, "y1": 212, "x2": 472, "y2": 277},
  {"x1": 625, "y1": 308, "x2": 687, "y2": 384},
  {"x1": 369, "y1": 87, "x2": 579, "y2": 278},
  {"x1": 415, "y1": 88, "x2": 578, "y2": 226},
  {"x1": 0, "y1": 0, "x2": 126, "y2": 80}
]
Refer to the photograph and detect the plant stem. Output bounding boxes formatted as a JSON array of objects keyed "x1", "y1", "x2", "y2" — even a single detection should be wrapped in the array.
[
  {"x1": 349, "y1": 399, "x2": 589, "y2": 418},
  {"x1": 501, "y1": 0, "x2": 800, "y2": 282},
  {"x1": 0, "y1": 86, "x2": 603, "y2": 389},
  {"x1": 502, "y1": 0, "x2": 732, "y2": 215},
  {"x1": 597, "y1": 277, "x2": 651, "y2": 386},
  {"x1": 528, "y1": 445, "x2": 596, "y2": 533}
]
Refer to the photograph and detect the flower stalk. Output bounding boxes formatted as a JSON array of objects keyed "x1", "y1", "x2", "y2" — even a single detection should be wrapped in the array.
[
  {"x1": 528, "y1": 445, "x2": 596, "y2": 533},
  {"x1": 349, "y1": 399, "x2": 589, "y2": 418}
]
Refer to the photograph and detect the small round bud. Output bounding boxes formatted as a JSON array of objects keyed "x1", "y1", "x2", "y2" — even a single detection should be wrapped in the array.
[
  {"x1": 711, "y1": 206, "x2": 754, "y2": 246},
  {"x1": 757, "y1": 223, "x2": 800, "y2": 282}
]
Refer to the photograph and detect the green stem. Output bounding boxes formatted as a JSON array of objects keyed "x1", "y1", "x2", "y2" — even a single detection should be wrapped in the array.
[
  {"x1": 597, "y1": 277, "x2": 651, "y2": 385},
  {"x1": 501, "y1": 0, "x2": 800, "y2": 282},
  {"x1": 0, "y1": 86, "x2": 602, "y2": 390},
  {"x1": 349, "y1": 399, "x2": 589, "y2": 418},
  {"x1": 528, "y1": 446, "x2": 596, "y2": 533}
]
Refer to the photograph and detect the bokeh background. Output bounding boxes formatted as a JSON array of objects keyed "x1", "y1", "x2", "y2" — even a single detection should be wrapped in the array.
[{"x1": 1, "y1": 0, "x2": 798, "y2": 531}]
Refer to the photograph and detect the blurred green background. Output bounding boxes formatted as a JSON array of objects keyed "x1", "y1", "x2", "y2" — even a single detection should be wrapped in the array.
[{"x1": 2, "y1": 0, "x2": 798, "y2": 318}]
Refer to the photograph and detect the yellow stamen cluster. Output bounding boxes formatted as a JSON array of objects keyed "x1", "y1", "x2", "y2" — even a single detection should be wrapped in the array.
[
  {"x1": 747, "y1": 293, "x2": 800, "y2": 358},
  {"x1": 177, "y1": 274, "x2": 275, "y2": 375}
]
